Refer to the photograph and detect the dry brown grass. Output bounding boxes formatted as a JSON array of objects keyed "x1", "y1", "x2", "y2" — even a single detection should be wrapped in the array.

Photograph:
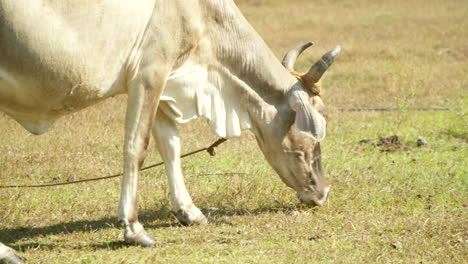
[{"x1": 238, "y1": 0, "x2": 467, "y2": 108}]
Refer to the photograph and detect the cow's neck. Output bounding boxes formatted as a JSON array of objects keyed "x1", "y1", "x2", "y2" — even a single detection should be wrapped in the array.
[
  {"x1": 164, "y1": 0, "x2": 297, "y2": 138},
  {"x1": 204, "y1": 1, "x2": 296, "y2": 128}
]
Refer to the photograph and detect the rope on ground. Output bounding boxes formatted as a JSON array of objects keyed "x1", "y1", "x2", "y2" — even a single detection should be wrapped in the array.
[
  {"x1": 333, "y1": 107, "x2": 449, "y2": 112},
  {"x1": 0, "y1": 106, "x2": 450, "y2": 188},
  {"x1": 0, "y1": 138, "x2": 227, "y2": 189}
]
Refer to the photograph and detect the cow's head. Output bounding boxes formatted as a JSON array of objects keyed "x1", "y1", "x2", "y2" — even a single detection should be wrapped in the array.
[{"x1": 256, "y1": 43, "x2": 340, "y2": 207}]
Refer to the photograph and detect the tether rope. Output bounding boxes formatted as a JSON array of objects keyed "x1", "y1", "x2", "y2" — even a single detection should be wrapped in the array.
[
  {"x1": 0, "y1": 138, "x2": 227, "y2": 189},
  {"x1": 333, "y1": 107, "x2": 448, "y2": 112},
  {"x1": 0, "y1": 106, "x2": 450, "y2": 189}
]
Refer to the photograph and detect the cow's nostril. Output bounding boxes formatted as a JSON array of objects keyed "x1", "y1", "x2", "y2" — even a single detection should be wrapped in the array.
[{"x1": 313, "y1": 186, "x2": 330, "y2": 206}]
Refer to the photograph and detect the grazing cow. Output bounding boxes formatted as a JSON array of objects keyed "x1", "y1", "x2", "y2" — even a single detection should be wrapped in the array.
[{"x1": 0, "y1": 0, "x2": 340, "y2": 262}]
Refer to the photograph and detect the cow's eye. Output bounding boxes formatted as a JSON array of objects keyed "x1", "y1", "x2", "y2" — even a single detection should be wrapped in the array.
[{"x1": 308, "y1": 172, "x2": 316, "y2": 185}]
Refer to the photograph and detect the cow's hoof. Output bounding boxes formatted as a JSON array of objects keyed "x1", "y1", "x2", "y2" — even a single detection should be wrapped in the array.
[
  {"x1": 124, "y1": 229, "x2": 156, "y2": 247},
  {"x1": 0, "y1": 248, "x2": 25, "y2": 264},
  {"x1": 172, "y1": 207, "x2": 208, "y2": 226}
]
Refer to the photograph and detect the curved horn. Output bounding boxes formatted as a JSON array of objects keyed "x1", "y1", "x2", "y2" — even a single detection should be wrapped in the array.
[
  {"x1": 303, "y1": 45, "x2": 341, "y2": 83},
  {"x1": 281, "y1": 42, "x2": 314, "y2": 71}
]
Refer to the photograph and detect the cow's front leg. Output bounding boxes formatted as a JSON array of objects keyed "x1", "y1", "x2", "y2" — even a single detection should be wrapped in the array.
[
  {"x1": 0, "y1": 242, "x2": 24, "y2": 264},
  {"x1": 153, "y1": 111, "x2": 207, "y2": 225},
  {"x1": 118, "y1": 73, "x2": 166, "y2": 247}
]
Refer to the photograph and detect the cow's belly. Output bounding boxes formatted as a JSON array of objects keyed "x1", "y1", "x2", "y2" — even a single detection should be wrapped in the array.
[{"x1": 0, "y1": 65, "x2": 124, "y2": 134}]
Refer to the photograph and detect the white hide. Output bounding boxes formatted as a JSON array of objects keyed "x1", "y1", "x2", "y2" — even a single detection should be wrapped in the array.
[
  {"x1": 0, "y1": 0, "x2": 156, "y2": 133},
  {"x1": 161, "y1": 61, "x2": 252, "y2": 138},
  {"x1": 0, "y1": 242, "x2": 23, "y2": 264}
]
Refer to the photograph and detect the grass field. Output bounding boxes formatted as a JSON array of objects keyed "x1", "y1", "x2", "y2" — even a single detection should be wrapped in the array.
[{"x1": 1, "y1": 0, "x2": 467, "y2": 263}]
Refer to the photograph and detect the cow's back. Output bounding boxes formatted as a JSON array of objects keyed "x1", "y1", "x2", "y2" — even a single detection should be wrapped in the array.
[{"x1": 0, "y1": 0, "x2": 156, "y2": 129}]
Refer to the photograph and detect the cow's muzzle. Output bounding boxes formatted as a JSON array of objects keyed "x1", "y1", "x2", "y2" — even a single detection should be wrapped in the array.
[{"x1": 296, "y1": 186, "x2": 330, "y2": 206}]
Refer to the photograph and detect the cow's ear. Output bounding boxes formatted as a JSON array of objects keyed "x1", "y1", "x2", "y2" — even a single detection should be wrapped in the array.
[{"x1": 288, "y1": 90, "x2": 326, "y2": 141}]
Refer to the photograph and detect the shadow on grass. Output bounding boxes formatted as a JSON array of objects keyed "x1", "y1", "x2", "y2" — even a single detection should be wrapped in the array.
[
  {"x1": 0, "y1": 209, "x2": 174, "y2": 251},
  {"x1": 202, "y1": 203, "x2": 317, "y2": 219},
  {"x1": 1, "y1": 203, "x2": 311, "y2": 252}
]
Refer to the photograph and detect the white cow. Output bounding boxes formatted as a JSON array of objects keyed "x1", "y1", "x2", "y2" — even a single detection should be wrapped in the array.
[{"x1": 0, "y1": 0, "x2": 340, "y2": 262}]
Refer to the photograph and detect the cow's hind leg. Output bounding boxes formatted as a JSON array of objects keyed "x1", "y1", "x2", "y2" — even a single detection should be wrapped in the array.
[
  {"x1": 152, "y1": 111, "x2": 207, "y2": 225},
  {"x1": 0, "y1": 243, "x2": 24, "y2": 264},
  {"x1": 118, "y1": 71, "x2": 167, "y2": 247}
]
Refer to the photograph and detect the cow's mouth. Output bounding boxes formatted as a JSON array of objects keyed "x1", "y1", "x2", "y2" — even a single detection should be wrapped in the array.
[{"x1": 296, "y1": 186, "x2": 330, "y2": 206}]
